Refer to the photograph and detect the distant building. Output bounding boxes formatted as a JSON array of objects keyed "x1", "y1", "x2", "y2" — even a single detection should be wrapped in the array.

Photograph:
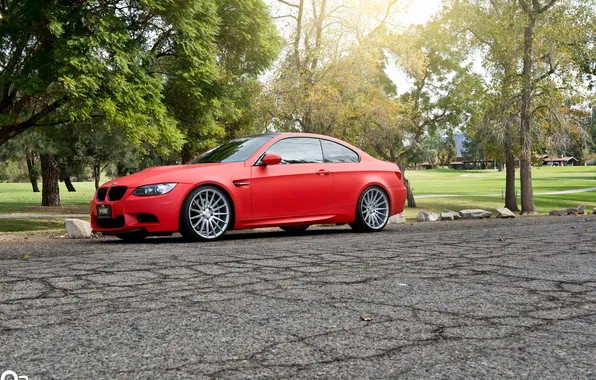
[{"x1": 542, "y1": 156, "x2": 578, "y2": 166}]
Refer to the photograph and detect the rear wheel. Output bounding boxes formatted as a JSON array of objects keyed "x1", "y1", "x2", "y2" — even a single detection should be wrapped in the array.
[
  {"x1": 179, "y1": 186, "x2": 233, "y2": 242},
  {"x1": 280, "y1": 225, "x2": 310, "y2": 233},
  {"x1": 115, "y1": 230, "x2": 148, "y2": 242},
  {"x1": 349, "y1": 186, "x2": 390, "y2": 233}
]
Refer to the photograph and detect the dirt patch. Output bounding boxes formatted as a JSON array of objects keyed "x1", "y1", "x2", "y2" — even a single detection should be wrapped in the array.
[{"x1": 0, "y1": 231, "x2": 110, "y2": 245}]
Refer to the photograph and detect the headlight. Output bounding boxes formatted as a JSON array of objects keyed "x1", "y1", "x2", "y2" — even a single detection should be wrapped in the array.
[{"x1": 133, "y1": 183, "x2": 177, "y2": 196}]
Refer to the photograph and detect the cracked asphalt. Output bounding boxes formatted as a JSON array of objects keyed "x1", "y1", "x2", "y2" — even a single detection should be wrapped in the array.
[{"x1": 1, "y1": 215, "x2": 595, "y2": 379}]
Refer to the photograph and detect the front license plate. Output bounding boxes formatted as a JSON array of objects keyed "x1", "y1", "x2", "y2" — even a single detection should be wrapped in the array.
[{"x1": 97, "y1": 204, "x2": 112, "y2": 219}]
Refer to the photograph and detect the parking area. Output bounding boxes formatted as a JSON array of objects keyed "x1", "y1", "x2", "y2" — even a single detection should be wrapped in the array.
[{"x1": 1, "y1": 215, "x2": 595, "y2": 379}]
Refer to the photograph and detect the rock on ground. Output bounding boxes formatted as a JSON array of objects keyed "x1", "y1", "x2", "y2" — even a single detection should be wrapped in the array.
[
  {"x1": 459, "y1": 209, "x2": 492, "y2": 219},
  {"x1": 389, "y1": 213, "x2": 406, "y2": 224},
  {"x1": 567, "y1": 208, "x2": 579, "y2": 216},
  {"x1": 64, "y1": 219, "x2": 93, "y2": 239},
  {"x1": 549, "y1": 209, "x2": 568, "y2": 216},
  {"x1": 416, "y1": 212, "x2": 438, "y2": 222},
  {"x1": 440, "y1": 210, "x2": 460, "y2": 221},
  {"x1": 578, "y1": 205, "x2": 586, "y2": 215},
  {"x1": 496, "y1": 208, "x2": 516, "y2": 219}
]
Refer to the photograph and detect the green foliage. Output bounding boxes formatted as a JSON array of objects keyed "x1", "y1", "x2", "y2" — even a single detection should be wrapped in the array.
[
  {"x1": 0, "y1": 0, "x2": 280, "y2": 161},
  {"x1": 448, "y1": 0, "x2": 595, "y2": 162}
]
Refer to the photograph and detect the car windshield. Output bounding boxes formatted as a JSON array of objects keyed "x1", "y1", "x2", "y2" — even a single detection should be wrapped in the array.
[{"x1": 188, "y1": 135, "x2": 274, "y2": 164}]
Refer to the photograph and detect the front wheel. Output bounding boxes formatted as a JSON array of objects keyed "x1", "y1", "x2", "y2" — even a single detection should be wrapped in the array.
[
  {"x1": 179, "y1": 186, "x2": 233, "y2": 242},
  {"x1": 349, "y1": 186, "x2": 390, "y2": 233}
]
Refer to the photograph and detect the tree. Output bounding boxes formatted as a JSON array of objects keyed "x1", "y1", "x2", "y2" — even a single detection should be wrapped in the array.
[
  {"x1": 448, "y1": 0, "x2": 522, "y2": 211},
  {"x1": 517, "y1": 0, "x2": 555, "y2": 214},
  {"x1": 266, "y1": 0, "x2": 401, "y2": 133},
  {"x1": 386, "y1": 20, "x2": 484, "y2": 206},
  {"x1": 448, "y1": 0, "x2": 595, "y2": 213},
  {"x1": 1, "y1": 1, "x2": 192, "y2": 147},
  {"x1": 166, "y1": 0, "x2": 280, "y2": 162},
  {"x1": 0, "y1": 131, "x2": 40, "y2": 192}
]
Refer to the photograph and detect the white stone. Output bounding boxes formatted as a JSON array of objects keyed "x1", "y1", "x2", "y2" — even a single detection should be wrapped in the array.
[
  {"x1": 459, "y1": 209, "x2": 492, "y2": 219},
  {"x1": 64, "y1": 219, "x2": 93, "y2": 239},
  {"x1": 416, "y1": 212, "x2": 438, "y2": 222},
  {"x1": 496, "y1": 208, "x2": 516, "y2": 219},
  {"x1": 389, "y1": 213, "x2": 406, "y2": 224},
  {"x1": 440, "y1": 210, "x2": 460, "y2": 221}
]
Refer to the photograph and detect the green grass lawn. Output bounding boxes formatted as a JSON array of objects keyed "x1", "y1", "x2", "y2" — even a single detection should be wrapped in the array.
[
  {"x1": 0, "y1": 182, "x2": 95, "y2": 215},
  {"x1": 403, "y1": 166, "x2": 596, "y2": 218},
  {"x1": 0, "y1": 166, "x2": 594, "y2": 232},
  {"x1": 0, "y1": 219, "x2": 68, "y2": 233}
]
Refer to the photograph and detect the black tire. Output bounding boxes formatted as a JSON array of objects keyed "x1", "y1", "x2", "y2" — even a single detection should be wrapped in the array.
[
  {"x1": 349, "y1": 186, "x2": 390, "y2": 233},
  {"x1": 179, "y1": 185, "x2": 233, "y2": 242},
  {"x1": 280, "y1": 225, "x2": 310, "y2": 233},
  {"x1": 115, "y1": 230, "x2": 148, "y2": 242}
]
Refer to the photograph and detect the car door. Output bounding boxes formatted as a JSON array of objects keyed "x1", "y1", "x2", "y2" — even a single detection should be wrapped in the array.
[{"x1": 251, "y1": 137, "x2": 333, "y2": 219}]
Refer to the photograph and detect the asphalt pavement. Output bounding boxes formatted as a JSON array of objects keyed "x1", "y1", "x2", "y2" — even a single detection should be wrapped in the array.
[{"x1": 1, "y1": 215, "x2": 595, "y2": 379}]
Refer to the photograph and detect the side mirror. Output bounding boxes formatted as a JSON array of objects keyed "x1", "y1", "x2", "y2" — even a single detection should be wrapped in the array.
[{"x1": 261, "y1": 153, "x2": 282, "y2": 166}]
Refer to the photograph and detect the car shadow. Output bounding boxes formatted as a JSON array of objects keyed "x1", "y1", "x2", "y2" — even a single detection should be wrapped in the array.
[{"x1": 97, "y1": 228, "x2": 354, "y2": 245}]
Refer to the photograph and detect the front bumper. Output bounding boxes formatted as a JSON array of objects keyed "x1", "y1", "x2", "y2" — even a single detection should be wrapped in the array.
[{"x1": 90, "y1": 184, "x2": 193, "y2": 234}]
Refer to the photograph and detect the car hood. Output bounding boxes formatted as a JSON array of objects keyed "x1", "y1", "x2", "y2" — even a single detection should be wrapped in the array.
[{"x1": 99, "y1": 163, "x2": 231, "y2": 188}]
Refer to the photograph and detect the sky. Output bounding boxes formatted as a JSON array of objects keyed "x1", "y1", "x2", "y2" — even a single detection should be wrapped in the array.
[
  {"x1": 397, "y1": 0, "x2": 443, "y2": 25},
  {"x1": 389, "y1": 0, "x2": 445, "y2": 95}
]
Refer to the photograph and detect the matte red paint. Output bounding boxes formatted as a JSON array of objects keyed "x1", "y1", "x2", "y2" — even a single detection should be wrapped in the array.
[{"x1": 90, "y1": 133, "x2": 407, "y2": 235}]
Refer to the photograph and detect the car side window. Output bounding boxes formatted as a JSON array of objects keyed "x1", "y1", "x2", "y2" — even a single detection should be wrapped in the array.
[
  {"x1": 321, "y1": 140, "x2": 359, "y2": 163},
  {"x1": 265, "y1": 138, "x2": 324, "y2": 164}
]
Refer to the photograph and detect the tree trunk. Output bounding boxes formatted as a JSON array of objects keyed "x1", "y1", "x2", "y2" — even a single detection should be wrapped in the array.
[
  {"x1": 25, "y1": 151, "x2": 40, "y2": 193},
  {"x1": 62, "y1": 175, "x2": 76, "y2": 192},
  {"x1": 93, "y1": 162, "x2": 101, "y2": 190},
  {"x1": 401, "y1": 167, "x2": 416, "y2": 208},
  {"x1": 505, "y1": 143, "x2": 519, "y2": 212},
  {"x1": 40, "y1": 154, "x2": 60, "y2": 207},
  {"x1": 405, "y1": 177, "x2": 416, "y2": 208},
  {"x1": 181, "y1": 143, "x2": 194, "y2": 164},
  {"x1": 519, "y1": 18, "x2": 537, "y2": 214}
]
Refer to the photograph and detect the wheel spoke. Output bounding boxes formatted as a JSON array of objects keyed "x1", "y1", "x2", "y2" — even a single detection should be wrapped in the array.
[
  {"x1": 192, "y1": 217, "x2": 203, "y2": 228},
  {"x1": 374, "y1": 213, "x2": 382, "y2": 227},
  {"x1": 212, "y1": 216, "x2": 225, "y2": 223}
]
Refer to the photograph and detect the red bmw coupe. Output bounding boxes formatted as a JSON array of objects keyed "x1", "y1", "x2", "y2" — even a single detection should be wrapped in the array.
[{"x1": 90, "y1": 133, "x2": 406, "y2": 242}]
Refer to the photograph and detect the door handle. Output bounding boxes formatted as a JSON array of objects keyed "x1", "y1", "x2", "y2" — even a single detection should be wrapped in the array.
[{"x1": 317, "y1": 169, "x2": 331, "y2": 176}]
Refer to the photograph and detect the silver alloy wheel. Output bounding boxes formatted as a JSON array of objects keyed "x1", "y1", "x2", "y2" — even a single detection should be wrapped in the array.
[
  {"x1": 361, "y1": 187, "x2": 389, "y2": 229},
  {"x1": 188, "y1": 188, "x2": 231, "y2": 240}
]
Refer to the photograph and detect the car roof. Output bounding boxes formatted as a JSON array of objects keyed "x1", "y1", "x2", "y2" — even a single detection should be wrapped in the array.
[
  {"x1": 249, "y1": 132, "x2": 345, "y2": 140},
  {"x1": 243, "y1": 132, "x2": 365, "y2": 156}
]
